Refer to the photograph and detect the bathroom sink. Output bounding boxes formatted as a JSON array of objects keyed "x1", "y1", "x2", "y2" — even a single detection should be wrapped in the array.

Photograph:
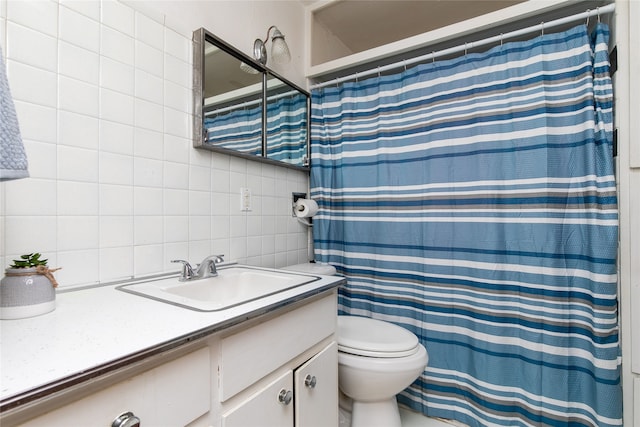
[{"x1": 117, "y1": 266, "x2": 319, "y2": 311}]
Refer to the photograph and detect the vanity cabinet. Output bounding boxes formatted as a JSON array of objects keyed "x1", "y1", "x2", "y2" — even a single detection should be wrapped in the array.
[
  {"x1": 16, "y1": 347, "x2": 212, "y2": 427},
  {"x1": 222, "y1": 342, "x2": 338, "y2": 427},
  {"x1": 218, "y1": 293, "x2": 338, "y2": 427},
  {"x1": 3, "y1": 291, "x2": 339, "y2": 427}
]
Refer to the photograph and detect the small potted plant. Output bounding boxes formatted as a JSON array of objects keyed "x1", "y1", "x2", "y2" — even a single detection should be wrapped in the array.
[{"x1": 0, "y1": 253, "x2": 61, "y2": 320}]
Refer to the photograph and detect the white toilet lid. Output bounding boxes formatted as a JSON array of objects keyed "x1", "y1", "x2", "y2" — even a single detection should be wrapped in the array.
[
  {"x1": 283, "y1": 262, "x2": 337, "y2": 276},
  {"x1": 337, "y1": 315, "x2": 420, "y2": 358}
]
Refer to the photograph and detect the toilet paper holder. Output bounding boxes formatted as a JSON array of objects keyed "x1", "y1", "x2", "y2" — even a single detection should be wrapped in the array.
[{"x1": 291, "y1": 192, "x2": 307, "y2": 217}]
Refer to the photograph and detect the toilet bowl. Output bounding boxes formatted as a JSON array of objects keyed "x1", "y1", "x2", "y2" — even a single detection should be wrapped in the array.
[{"x1": 337, "y1": 315, "x2": 428, "y2": 427}]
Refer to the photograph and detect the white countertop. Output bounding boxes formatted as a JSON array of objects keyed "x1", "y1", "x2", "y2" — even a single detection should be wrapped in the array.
[{"x1": 0, "y1": 265, "x2": 343, "y2": 411}]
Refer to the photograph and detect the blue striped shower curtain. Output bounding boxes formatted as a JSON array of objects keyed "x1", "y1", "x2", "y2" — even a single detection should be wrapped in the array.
[
  {"x1": 266, "y1": 94, "x2": 308, "y2": 164},
  {"x1": 310, "y1": 23, "x2": 620, "y2": 427},
  {"x1": 205, "y1": 105, "x2": 262, "y2": 155}
]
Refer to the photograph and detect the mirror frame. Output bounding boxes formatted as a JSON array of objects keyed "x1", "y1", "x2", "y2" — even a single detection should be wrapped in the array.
[{"x1": 193, "y1": 28, "x2": 311, "y2": 171}]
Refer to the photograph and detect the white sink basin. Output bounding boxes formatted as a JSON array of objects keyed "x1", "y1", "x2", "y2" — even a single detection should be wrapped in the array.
[{"x1": 117, "y1": 266, "x2": 319, "y2": 311}]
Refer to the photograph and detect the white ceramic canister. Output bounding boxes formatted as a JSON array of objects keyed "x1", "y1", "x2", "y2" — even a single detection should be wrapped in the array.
[{"x1": 0, "y1": 267, "x2": 56, "y2": 319}]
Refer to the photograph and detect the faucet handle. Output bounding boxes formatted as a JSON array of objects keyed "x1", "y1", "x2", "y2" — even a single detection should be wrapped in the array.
[{"x1": 171, "y1": 259, "x2": 195, "y2": 281}]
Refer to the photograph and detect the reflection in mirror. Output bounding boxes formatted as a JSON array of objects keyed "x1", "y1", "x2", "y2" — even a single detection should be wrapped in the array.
[
  {"x1": 202, "y1": 40, "x2": 263, "y2": 157},
  {"x1": 193, "y1": 28, "x2": 310, "y2": 170},
  {"x1": 266, "y1": 74, "x2": 309, "y2": 166}
]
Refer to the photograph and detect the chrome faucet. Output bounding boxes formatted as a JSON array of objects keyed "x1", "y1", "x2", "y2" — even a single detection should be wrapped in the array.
[{"x1": 171, "y1": 255, "x2": 225, "y2": 281}]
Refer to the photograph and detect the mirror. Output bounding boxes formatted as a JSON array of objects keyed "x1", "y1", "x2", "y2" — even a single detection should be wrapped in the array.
[{"x1": 193, "y1": 28, "x2": 310, "y2": 170}]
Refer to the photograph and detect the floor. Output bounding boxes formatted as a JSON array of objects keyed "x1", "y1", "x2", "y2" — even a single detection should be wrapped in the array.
[{"x1": 399, "y1": 407, "x2": 468, "y2": 427}]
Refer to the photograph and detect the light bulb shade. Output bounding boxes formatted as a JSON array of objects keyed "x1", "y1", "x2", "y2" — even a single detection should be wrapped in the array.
[{"x1": 270, "y1": 28, "x2": 291, "y2": 64}]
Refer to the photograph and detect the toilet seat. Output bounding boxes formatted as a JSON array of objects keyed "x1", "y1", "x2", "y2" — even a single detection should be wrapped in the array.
[{"x1": 337, "y1": 316, "x2": 420, "y2": 358}]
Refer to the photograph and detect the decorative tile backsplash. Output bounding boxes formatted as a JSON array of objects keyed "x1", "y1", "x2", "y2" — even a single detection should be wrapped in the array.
[{"x1": 0, "y1": 0, "x2": 310, "y2": 288}]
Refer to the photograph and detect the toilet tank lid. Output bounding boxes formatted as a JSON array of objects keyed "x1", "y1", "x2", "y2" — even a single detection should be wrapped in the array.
[
  {"x1": 283, "y1": 262, "x2": 336, "y2": 275},
  {"x1": 337, "y1": 315, "x2": 419, "y2": 354}
]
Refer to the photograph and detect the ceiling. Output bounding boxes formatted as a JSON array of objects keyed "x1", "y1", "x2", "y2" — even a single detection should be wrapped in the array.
[{"x1": 311, "y1": 0, "x2": 526, "y2": 54}]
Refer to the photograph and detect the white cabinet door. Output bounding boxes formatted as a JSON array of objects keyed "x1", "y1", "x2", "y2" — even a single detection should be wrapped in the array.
[
  {"x1": 222, "y1": 370, "x2": 294, "y2": 427},
  {"x1": 294, "y1": 342, "x2": 338, "y2": 427}
]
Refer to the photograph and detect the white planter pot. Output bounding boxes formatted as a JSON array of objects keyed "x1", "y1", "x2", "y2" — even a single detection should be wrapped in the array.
[{"x1": 0, "y1": 267, "x2": 56, "y2": 319}]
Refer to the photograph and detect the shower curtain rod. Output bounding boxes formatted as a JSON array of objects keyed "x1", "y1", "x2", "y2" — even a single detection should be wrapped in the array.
[{"x1": 310, "y1": 3, "x2": 615, "y2": 90}]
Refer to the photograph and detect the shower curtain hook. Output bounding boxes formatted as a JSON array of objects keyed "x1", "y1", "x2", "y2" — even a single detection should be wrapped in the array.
[
  {"x1": 403, "y1": 59, "x2": 407, "y2": 71},
  {"x1": 585, "y1": 9, "x2": 590, "y2": 26},
  {"x1": 377, "y1": 66, "x2": 381, "y2": 77},
  {"x1": 541, "y1": 21, "x2": 545, "y2": 36},
  {"x1": 432, "y1": 51, "x2": 436, "y2": 63},
  {"x1": 355, "y1": 72, "x2": 358, "y2": 83},
  {"x1": 500, "y1": 33, "x2": 504, "y2": 46},
  {"x1": 464, "y1": 42, "x2": 468, "y2": 57},
  {"x1": 597, "y1": 7, "x2": 601, "y2": 23}
]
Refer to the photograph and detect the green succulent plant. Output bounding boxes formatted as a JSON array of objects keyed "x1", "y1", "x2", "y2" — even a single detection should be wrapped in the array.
[{"x1": 10, "y1": 253, "x2": 48, "y2": 269}]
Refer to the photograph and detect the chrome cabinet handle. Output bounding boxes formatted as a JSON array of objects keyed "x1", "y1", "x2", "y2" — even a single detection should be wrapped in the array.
[
  {"x1": 304, "y1": 374, "x2": 317, "y2": 388},
  {"x1": 112, "y1": 412, "x2": 140, "y2": 427},
  {"x1": 278, "y1": 388, "x2": 293, "y2": 405}
]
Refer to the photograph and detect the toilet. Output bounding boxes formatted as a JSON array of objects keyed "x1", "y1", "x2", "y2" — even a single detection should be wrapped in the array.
[
  {"x1": 284, "y1": 262, "x2": 428, "y2": 427},
  {"x1": 337, "y1": 315, "x2": 428, "y2": 427}
]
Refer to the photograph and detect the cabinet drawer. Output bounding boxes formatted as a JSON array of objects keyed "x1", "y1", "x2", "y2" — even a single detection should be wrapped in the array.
[
  {"x1": 219, "y1": 293, "x2": 336, "y2": 401},
  {"x1": 19, "y1": 347, "x2": 211, "y2": 427}
]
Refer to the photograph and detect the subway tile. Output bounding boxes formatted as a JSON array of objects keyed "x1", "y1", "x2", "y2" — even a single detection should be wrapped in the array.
[
  {"x1": 101, "y1": 24, "x2": 134, "y2": 65},
  {"x1": 189, "y1": 215, "x2": 211, "y2": 242},
  {"x1": 7, "y1": 0, "x2": 58, "y2": 37},
  {"x1": 164, "y1": 27, "x2": 190, "y2": 62},
  {"x1": 134, "y1": 216, "x2": 163, "y2": 245},
  {"x1": 13, "y1": 101, "x2": 57, "y2": 143},
  {"x1": 57, "y1": 216, "x2": 99, "y2": 251},
  {"x1": 163, "y1": 134, "x2": 189, "y2": 164},
  {"x1": 57, "y1": 181, "x2": 99, "y2": 215},
  {"x1": 135, "y1": 11, "x2": 163, "y2": 51},
  {"x1": 135, "y1": 68, "x2": 163, "y2": 104},
  {"x1": 189, "y1": 145, "x2": 212, "y2": 167},
  {"x1": 164, "y1": 53, "x2": 190, "y2": 88},
  {"x1": 134, "y1": 127, "x2": 163, "y2": 160},
  {"x1": 211, "y1": 192, "x2": 230, "y2": 216},
  {"x1": 164, "y1": 216, "x2": 188, "y2": 243},
  {"x1": 60, "y1": 0, "x2": 100, "y2": 21},
  {"x1": 163, "y1": 189, "x2": 188, "y2": 215},
  {"x1": 133, "y1": 244, "x2": 163, "y2": 276},
  {"x1": 4, "y1": 216, "x2": 57, "y2": 254},
  {"x1": 229, "y1": 237, "x2": 247, "y2": 262},
  {"x1": 1, "y1": 17, "x2": 6, "y2": 52},
  {"x1": 22, "y1": 140, "x2": 57, "y2": 179},
  {"x1": 100, "y1": 56, "x2": 134, "y2": 95},
  {"x1": 100, "y1": 216, "x2": 133, "y2": 247},
  {"x1": 189, "y1": 164, "x2": 210, "y2": 192},
  {"x1": 163, "y1": 242, "x2": 189, "y2": 272},
  {"x1": 59, "y1": 110, "x2": 99, "y2": 149},
  {"x1": 135, "y1": 40, "x2": 163, "y2": 78},
  {"x1": 101, "y1": 0, "x2": 134, "y2": 36},
  {"x1": 6, "y1": 22, "x2": 57, "y2": 71},
  {"x1": 188, "y1": 240, "x2": 212, "y2": 265},
  {"x1": 100, "y1": 88, "x2": 134, "y2": 125},
  {"x1": 58, "y1": 75, "x2": 99, "y2": 117},
  {"x1": 247, "y1": 235, "x2": 262, "y2": 257},
  {"x1": 262, "y1": 215, "x2": 276, "y2": 235},
  {"x1": 99, "y1": 152, "x2": 133, "y2": 185},
  {"x1": 57, "y1": 145, "x2": 99, "y2": 182},
  {"x1": 163, "y1": 106, "x2": 189, "y2": 139},
  {"x1": 59, "y1": 41, "x2": 100, "y2": 85},
  {"x1": 133, "y1": 157, "x2": 163, "y2": 187},
  {"x1": 229, "y1": 215, "x2": 246, "y2": 238},
  {"x1": 247, "y1": 215, "x2": 262, "y2": 236},
  {"x1": 56, "y1": 249, "x2": 100, "y2": 287},
  {"x1": 4, "y1": 177, "x2": 56, "y2": 216},
  {"x1": 163, "y1": 161, "x2": 189, "y2": 190},
  {"x1": 99, "y1": 246, "x2": 134, "y2": 282},
  {"x1": 100, "y1": 121, "x2": 134, "y2": 155},
  {"x1": 164, "y1": 80, "x2": 190, "y2": 113},
  {"x1": 211, "y1": 238, "x2": 229, "y2": 261},
  {"x1": 99, "y1": 184, "x2": 133, "y2": 215},
  {"x1": 211, "y1": 168, "x2": 230, "y2": 193},
  {"x1": 133, "y1": 186, "x2": 162, "y2": 215},
  {"x1": 6, "y1": 59, "x2": 57, "y2": 107},
  {"x1": 189, "y1": 190, "x2": 210, "y2": 216},
  {"x1": 59, "y1": 5, "x2": 100, "y2": 52},
  {"x1": 211, "y1": 216, "x2": 230, "y2": 239},
  {"x1": 134, "y1": 98, "x2": 162, "y2": 131}
]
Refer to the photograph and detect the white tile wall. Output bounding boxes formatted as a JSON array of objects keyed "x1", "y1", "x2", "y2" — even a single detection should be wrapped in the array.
[{"x1": 0, "y1": 0, "x2": 310, "y2": 287}]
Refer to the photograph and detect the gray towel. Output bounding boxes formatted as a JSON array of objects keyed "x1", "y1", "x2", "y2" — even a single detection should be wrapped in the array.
[{"x1": 0, "y1": 45, "x2": 29, "y2": 181}]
